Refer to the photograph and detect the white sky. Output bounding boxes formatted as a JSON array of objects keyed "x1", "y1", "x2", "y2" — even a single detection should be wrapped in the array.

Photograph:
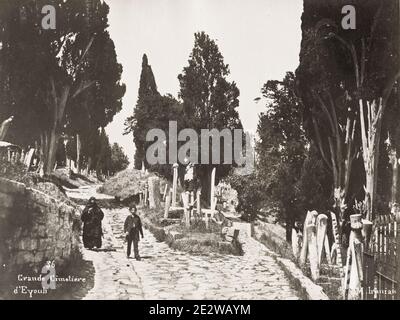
[{"x1": 104, "y1": 0, "x2": 303, "y2": 164}]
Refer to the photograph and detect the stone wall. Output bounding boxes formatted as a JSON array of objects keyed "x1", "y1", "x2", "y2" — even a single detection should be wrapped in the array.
[{"x1": 0, "y1": 177, "x2": 81, "y2": 275}]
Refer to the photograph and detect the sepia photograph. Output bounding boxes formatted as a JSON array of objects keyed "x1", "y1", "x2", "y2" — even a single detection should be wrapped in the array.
[{"x1": 0, "y1": 0, "x2": 399, "y2": 309}]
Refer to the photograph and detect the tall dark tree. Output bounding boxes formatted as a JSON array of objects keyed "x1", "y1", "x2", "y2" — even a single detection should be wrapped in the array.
[
  {"x1": 125, "y1": 54, "x2": 184, "y2": 180},
  {"x1": 96, "y1": 128, "x2": 112, "y2": 176},
  {"x1": 297, "y1": 0, "x2": 400, "y2": 220},
  {"x1": 256, "y1": 72, "x2": 308, "y2": 240},
  {"x1": 110, "y1": 143, "x2": 129, "y2": 174},
  {"x1": 125, "y1": 54, "x2": 160, "y2": 170},
  {"x1": 178, "y1": 32, "x2": 243, "y2": 203}
]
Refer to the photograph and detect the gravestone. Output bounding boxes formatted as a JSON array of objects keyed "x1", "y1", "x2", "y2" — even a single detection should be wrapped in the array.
[
  {"x1": 196, "y1": 189, "x2": 201, "y2": 216},
  {"x1": 172, "y1": 163, "x2": 179, "y2": 207},
  {"x1": 307, "y1": 224, "x2": 319, "y2": 281},
  {"x1": 210, "y1": 167, "x2": 216, "y2": 209},
  {"x1": 164, "y1": 194, "x2": 171, "y2": 219},
  {"x1": 330, "y1": 211, "x2": 343, "y2": 269},
  {"x1": 291, "y1": 228, "x2": 300, "y2": 259},
  {"x1": 300, "y1": 210, "x2": 313, "y2": 266},
  {"x1": 148, "y1": 177, "x2": 161, "y2": 209},
  {"x1": 181, "y1": 192, "x2": 190, "y2": 227},
  {"x1": 316, "y1": 214, "x2": 328, "y2": 266}
]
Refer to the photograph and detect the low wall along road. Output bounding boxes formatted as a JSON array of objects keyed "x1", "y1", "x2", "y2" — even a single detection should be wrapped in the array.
[{"x1": 0, "y1": 177, "x2": 81, "y2": 279}]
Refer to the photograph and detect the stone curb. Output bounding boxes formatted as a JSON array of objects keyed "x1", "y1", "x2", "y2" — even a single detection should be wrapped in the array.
[
  {"x1": 275, "y1": 256, "x2": 329, "y2": 300},
  {"x1": 253, "y1": 222, "x2": 329, "y2": 300}
]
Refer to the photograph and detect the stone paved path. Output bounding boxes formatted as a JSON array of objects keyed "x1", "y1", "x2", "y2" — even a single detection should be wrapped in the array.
[{"x1": 68, "y1": 187, "x2": 300, "y2": 300}]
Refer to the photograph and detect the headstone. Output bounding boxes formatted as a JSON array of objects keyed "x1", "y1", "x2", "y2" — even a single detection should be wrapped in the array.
[
  {"x1": 196, "y1": 189, "x2": 201, "y2": 216},
  {"x1": 362, "y1": 219, "x2": 373, "y2": 249},
  {"x1": 148, "y1": 177, "x2": 161, "y2": 209},
  {"x1": 343, "y1": 223, "x2": 363, "y2": 299},
  {"x1": 310, "y1": 210, "x2": 318, "y2": 225},
  {"x1": 324, "y1": 236, "x2": 332, "y2": 265},
  {"x1": 316, "y1": 214, "x2": 328, "y2": 266},
  {"x1": 20, "y1": 150, "x2": 25, "y2": 163},
  {"x1": 163, "y1": 184, "x2": 168, "y2": 200},
  {"x1": 330, "y1": 211, "x2": 343, "y2": 269},
  {"x1": 144, "y1": 183, "x2": 148, "y2": 207},
  {"x1": 349, "y1": 240, "x2": 363, "y2": 299},
  {"x1": 347, "y1": 214, "x2": 364, "y2": 300},
  {"x1": 300, "y1": 210, "x2": 313, "y2": 266},
  {"x1": 307, "y1": 224, "x2": 319, "y2": 281},
  {"x1": 210, "y1": 167, "x2": 216, "y2": 209},
  {"x1": 291, "y1": 228, "x2": 300, "y2": 259},
  {"x1": 343, "y1": 246, "x2": 352, "y2": 298},
  {"x1": 181, "y1": 192, "x2": 190, "y2": 227},
  {"x1": 172, "y1": 163, "x2": 179, "y2": 207},
  {"x1": 164, "y1": 194, "x2": 171, "y2": 219}
]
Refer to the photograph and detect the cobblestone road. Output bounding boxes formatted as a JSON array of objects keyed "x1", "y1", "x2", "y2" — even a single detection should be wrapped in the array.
[{"x1": 67, "y1": 188, "x2": 300, "y2": 300}]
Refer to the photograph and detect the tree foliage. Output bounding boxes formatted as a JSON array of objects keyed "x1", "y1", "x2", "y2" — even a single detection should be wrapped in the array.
[
  {"x1": 110, "y1": 142, "x2": 129, "y2": 173},
  {"x1": 296, "y1": 0, "x2": 400, "y2": 220},
  {"x1": 178, "y1": 32, "x2": 243, "y2": 202},
  {"x1": 0, "y1": 0, "x2": 125, "y2": 175},
  {"x1": 125, "y1": 54, "x2": 184, "y2": 179}
]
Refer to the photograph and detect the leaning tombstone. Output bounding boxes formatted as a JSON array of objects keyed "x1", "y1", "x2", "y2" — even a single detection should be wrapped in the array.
[
  {"x1": 24, "y1": 148, "x2": 35, "y2": 170},
  {"x1": 162, "y1": 184, "x2": 168, "y2": 201},
  {"x1": 316, "y1": 214, "x2": 328, "y2": 266},
  {"x1": 307, "y1": 224, "x2": 320, "y2": 281}
]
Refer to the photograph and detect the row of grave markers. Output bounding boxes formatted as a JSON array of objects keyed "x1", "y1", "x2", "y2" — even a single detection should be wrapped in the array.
[
  {"x1": 3, "y1": 147, "x2": 36, "y2": 170},
  {"x1": 138, "y1": 164, "x2": 218, "y2": 229},
  {"x1": 293, "y1": 210, "x2": 373, "y2": 299}
]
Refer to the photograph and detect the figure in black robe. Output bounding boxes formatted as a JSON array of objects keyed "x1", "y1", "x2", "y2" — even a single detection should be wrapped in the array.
[{"x1": 81, "y1": 197, "x2": 104, "y2": 249}]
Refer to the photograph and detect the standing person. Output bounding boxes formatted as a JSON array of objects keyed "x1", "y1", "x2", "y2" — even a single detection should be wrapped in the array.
[
  {"x1": 124, "y1": 204, "x2": 144, "y2": 260},
  {"x1": 81, "y1": 197, "x2": 104, "y2": 249}
]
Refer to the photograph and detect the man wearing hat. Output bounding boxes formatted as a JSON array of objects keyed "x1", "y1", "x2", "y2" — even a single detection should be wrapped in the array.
[{"x1": 124, "y1": 204, "x2": 144, "y2": 260}]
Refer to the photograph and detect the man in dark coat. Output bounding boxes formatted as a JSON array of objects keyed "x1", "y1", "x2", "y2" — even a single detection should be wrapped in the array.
[
  {"x1": 81, "y1": 197, "x2": 104, "y2": 249},
  {"x1": 124, "y1": 204, "x2": 144, "y2": 260}
]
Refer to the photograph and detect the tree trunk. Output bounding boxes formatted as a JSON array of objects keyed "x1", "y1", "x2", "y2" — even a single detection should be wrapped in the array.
[
  {"x1": 76, "y1": 133, "x2": 82, "y2": 174},
  {"x1": 285, "y1": 209, "x2": 294, "y2": 243},
  {"x1": 41, "y1": 127, "x2": 59, "y2": 176},
  {"x1": 390, "y1": 148, "x2": 399, "y2": 209},
  {"x1": 359, "y1": 98, "x2": 384, "y2": 221}
]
